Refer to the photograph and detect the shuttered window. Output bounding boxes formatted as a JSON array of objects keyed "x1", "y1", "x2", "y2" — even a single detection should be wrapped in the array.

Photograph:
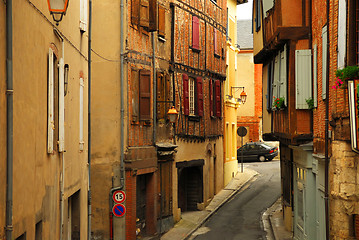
[
  {"x1": 189, "y1": 78, "x2": 195, "y2": 115},
  {"x1": 158, "y1": 5, "x2": 166, "y2": 37},
  {"x1": 80, "y1": 0, "x2": 88, "y2": 31},
  {"x1": 48, "y1": 48, "x2": 55, "y2": 153},
  {"x1": 197, "y1": 77, "x2": 203, "y2": 116},
  {"x1": 140, "y1": 0, "x2": 150, "y2": 28},
  {"x1": 338, "y1": 0, "x2": 347, "y2": 69},
  {"x1": 255, "y1": 0, "x2": 261, "y2": 32},
  {"x1": 279, "y1": 45, "x2": 287, "y2": 106},
  {"x1": 131, "y1": 69, "x2": 140, "y2": 121},
  {"x1": 295, "y1": 49, "x2": 312, "y2": 109},
  {"x1": 131, "y1": 0, "x2": 140, "y2": 25},
  {"x1": 192, "y1": 16, "x2": 200, "y2": 50},
  {"x1": 272, "y1": 54, "x2": 280, "y2": 103},
  {"x1": 322, "y1": 25, "x2": 328, "y2": 100},
  {"x1": 58, "y1": 58, "x2": 65, "y2": 152},
  {"x1": 149, "y1": 0, "x2": 157, "y2": 31},
  {"x1": 183, "y1": 74, "x2": 189, "y2": 115},
  {"x1": 266, "y1": 62, "x2": 273, "y2": 111},
  {"x1": 139, "y1": 70, "x2": 151, "y2": 120},
  {"x1": 209, "y1": 79, "x2": 214, "y2": 116},
  {"x1": 156, "y1": 72, "x2": 171, "y2": 119},
  {"x1": 215, "y1": 80, "x2": 221, "y2": 117},
  {"x1": 214, "y1": 29, "x2": 220, "y2": 57}
]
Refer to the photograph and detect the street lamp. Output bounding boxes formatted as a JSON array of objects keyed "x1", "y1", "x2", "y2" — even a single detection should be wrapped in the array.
[
  {"x1": 231, "y1": 86, "x2": 248, "y2": 104},
  {"x1": 167, "y1": 106, "x2": 178, "y2": 123},
  {"x1": 240, "y1": 90, "x2": 247, "y2": 104},
  {"x1": 47, "y1": 0, "x2": 69, "y2": 25}
]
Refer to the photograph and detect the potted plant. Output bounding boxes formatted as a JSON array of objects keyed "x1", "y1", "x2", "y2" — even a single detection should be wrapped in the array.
[
  {"x1": 334, "y1": 65, "x2": 359, "y2": 89},
  {"x1": 306, "y1": 98, "x2": 314, "y2": 110},
  {"x1": 273, "y1": 96, "x2": 285, "y2": 110}
]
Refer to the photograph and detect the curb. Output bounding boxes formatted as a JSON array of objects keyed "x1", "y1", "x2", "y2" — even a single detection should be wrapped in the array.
[{"x1": 182, "y1": 171, "x2": 258, "y2": 240}]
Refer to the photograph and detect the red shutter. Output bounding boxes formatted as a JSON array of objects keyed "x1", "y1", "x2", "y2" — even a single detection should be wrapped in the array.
[
  {"x1": 183, "y1": 74, "x2": 189, "y2": 115},
  {"x1": 140, "y1": 70, "x2": 151, "y2": 120},
  {"x1": 192, "y1": 16, "x2": 200, "y2": 50},
  {"x1": 197, "y1": 77, "x2": 203, "y2": 116},
  {"x1": 215, "y1": 80, "x2": 221, "y2": 117},
  {"x1": 209, "y1": 79, "x2": 213, "y2": 116},
  {"x1": 214, "y1": 29, "x2": 218, "y2": 55},
  {"x1": 131, "y1": 0, "x2": 140, "y2": 25}
]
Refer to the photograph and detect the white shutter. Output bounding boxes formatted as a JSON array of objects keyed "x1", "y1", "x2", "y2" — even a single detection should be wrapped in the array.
[
  {"x1": 47, "y1": 48, "x2": 54, "y2": 153},
  {"x1": 313, "y1": 45, "x2": 318, "y2": 107},
  {"x1": 337, "y1": 0, "x2": 346, "y2": 69},
  {"x1": 280, "y1": 45, "x2": 287, "y2": 105},
  {"x1": 295, "y1": 49, "x2": 312, "y2": 109},
  {"x1": 322, "y1": 25, "x2": 328, "y2": 100},
  {"x1": 80, "y1": 0, "x2": 88, "y2": 31},
  {"x1": 79, "y1": 77, "x2": 84, "y2": 151},
  {"x1": 272, "y1": 53, "x2": 280, "y2": 109},
  {"x1": 58, "y1": 58, "x2": 65, "y2": 152}
]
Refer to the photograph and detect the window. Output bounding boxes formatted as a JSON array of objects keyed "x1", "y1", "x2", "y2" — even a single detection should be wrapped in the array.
[
  {"x1": 192, "y1": 16, "x2": 200, "y2": 50},
  {"x1": 255, "y1": 0, "x2": 261, "y2": 32},
  {"x1": 68, "y1": 191, "x2": 80, "y2": 240},
  {"x1": 209, "y1": 79, "x2": 222, "y2": 117},
  {"x1": 47, "y1": 47, "x2": 59, "y2": 154},
  {"x1": 337, "y1": 0, "x2": 346, "y2": 69},
  {"x1": 214, "y1": 29, "x2": 221, "y2": 57},
  {"x1": 295, "y1": 49, "x2": 312, "y2": 109},
  {"x1": 132, "y1": 0, "x2": 157, "y2": 30},
  {"x1": 183, "y1": 74, "x2": 203, "y2": 117},
  {"x1": 156, "y1": 72, "x2": 171, "y2": 119},
  {"x1": 80, "y1": 0, "x2": 88, "y2": 31},
  {"x1": 139, "y1": 70, "x2": 151, "y2": 121},
  {"x1": 269, "y1": 45, "x2": 287, "y2": 110},
  {"x1": 313, "y1": 44, "x2": 318, "y2": 108}
]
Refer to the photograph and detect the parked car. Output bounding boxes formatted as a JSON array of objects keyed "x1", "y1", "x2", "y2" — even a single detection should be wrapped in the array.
[{"x1": 237, "y1": 142, "x2": 278, "y2": 162}]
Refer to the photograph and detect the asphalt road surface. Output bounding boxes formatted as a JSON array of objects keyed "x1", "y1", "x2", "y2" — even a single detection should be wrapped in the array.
[{"x1": 190, "y1": 160, "x2": 281, "y2": 240}]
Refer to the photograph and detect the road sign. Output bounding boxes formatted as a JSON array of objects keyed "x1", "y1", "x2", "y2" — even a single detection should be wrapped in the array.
[
  {"x1": 237, "y1": 126, "x2": 247, "y2": 137},
  {"x1": 113, "y1": 203, "x2": 126, "y2": 217},
  {"x1": 113, "y1": 190, "x2": 126, "y2": 204}
]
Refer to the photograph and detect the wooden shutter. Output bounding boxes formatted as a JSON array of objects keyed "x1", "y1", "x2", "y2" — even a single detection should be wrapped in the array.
[
  {"x1": 322, "y1": 25, "x2": 327, "y2": 99},
  {"x1": 214, "y1": 29, "x2": 218, "y2": 55},
  {"x1": 313, "y1": 45, "x2": 318, "y2": 107},
  {"x1": 80, "y1": 0, "x2": 88, "y2": 31},
  {"x1": 273, "y1": 53, "x2": 280, "y2": 101},
  {"x1": 140, "y1": 0, "x2": 150, "y2": 28},
  {"x1": 192, "y1": 16, "x2": 200, "y2": 50},
  {"x1": 279, "y1": 46, "x2": 287, "y2": 105},
  {"x1": 58, "y1": 58, "x2": 65, "y2": 152},
  {"x1": 196, "y1": 77, "x2": 203, "y2": 116},
  {"x1": 215, "y1": 80, "x2": 221, "y2": 117},
  {"x1": 338, "y1": 0, "x2": 346, "y2": 69},
  {"x1": 131, "y1": 0, "x2": 140, "y2": 25},
  {"x1": 132, "y1": 69, "x2": 139, "y2": 121},
  {"x1": 157, "y1": 72, "x2": 165, "y2": 119},
  {"x1": 140, "y1": 70, "x2": 151, "y2": 120},
  {"x1": 209, "y1": 79, "x2": 213, "y2": 116},
  {"x1": 158, "y1": 5, "x2": 166, "y2": 37},
  {"x1": 183, "y1": 74, "x2": 189, "y2": 115},
  {"x1": 149, "y1": 0, "x2": 157, "y2": 31},
  {"x1": 47, "y1": 48, "x2": 54, "y2": 153},
  {"x1": 295, "y1": 49, "x2": 312, "y2": 109}
]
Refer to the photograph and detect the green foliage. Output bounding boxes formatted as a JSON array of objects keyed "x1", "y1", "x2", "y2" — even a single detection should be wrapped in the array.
[
  {"x1": 306, "y1": 98, "x2": 314, "y2": 110},
  {"x1": 335, "y1": 65, "x2": 359, "y2": 81},
  {"x1": 273, "y1": 97, "x2": 285, "y2": 110}
]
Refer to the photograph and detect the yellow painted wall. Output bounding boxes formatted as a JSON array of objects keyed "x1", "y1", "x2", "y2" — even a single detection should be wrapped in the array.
[
  {"x1": 1, "y1": 1, "x2": 89, "y2": 239},
  {"x1": 224, "y1": 0, "x2": 240, "y2": 186}
]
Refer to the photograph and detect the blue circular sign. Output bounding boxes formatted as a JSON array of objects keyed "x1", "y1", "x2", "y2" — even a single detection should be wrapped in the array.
[{"x1": 113, "y1": 203, "x2": 126, "y2": 217}]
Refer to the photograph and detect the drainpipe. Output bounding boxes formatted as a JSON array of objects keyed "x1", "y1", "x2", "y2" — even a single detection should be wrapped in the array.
[
  {"x1": 325, "y1": 0, "x2": 330, "y2": 239},
  {"x1": 5, "y1": 0, "x2": 13, "y2": 239},
  {"x1": 88, "y1": 0, "x2": 92, "y2": 239},
  {"x1": 153, "y1": 33, "x2": 157, "y2": 144}
]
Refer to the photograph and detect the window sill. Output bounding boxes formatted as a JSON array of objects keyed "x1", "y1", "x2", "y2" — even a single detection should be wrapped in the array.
[
  {"x1": 190, "y1": 46, "x2": 201, "y2": 53},
  {"x1": 188, "y1": 115, "x2": 200, "y2": 122}
]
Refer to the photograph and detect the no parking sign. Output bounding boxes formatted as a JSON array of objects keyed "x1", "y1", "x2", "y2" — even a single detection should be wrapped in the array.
[{"x1": 113, "y1": 203, "x2": 126, "y2": 217}]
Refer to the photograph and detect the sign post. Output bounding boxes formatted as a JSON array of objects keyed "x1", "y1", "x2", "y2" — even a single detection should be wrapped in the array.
[{"x1": 237, "y1": 126, "x2": 248, "y2": 173}]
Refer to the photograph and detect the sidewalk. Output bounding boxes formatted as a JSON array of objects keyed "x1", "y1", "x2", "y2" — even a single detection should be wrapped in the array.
[
  {"x1": 262, "y1": 198, "x2": 293, "y2": 240},
  {"x1": 160, "y1": 167, "x2": 258, "y2": 240}
]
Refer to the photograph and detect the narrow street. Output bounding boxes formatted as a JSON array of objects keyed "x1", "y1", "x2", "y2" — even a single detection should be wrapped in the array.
[{"x1": 189, "y1": 161, "x2": 281, "y2": 240}]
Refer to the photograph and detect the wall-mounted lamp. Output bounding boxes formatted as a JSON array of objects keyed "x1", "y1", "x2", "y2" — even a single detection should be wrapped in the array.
[
  {"x1": 167, "y1": 106, "x2": 178, "y2": 123},
  {"x1": 64, "y1": 64, "x2": 69, "y2": 96},
  {"x1": 47, "y1": 0, "x2": 69, "y2": 25},
  {"x1": 231, "y1": 86, "x2": 247, "y2": 104}
]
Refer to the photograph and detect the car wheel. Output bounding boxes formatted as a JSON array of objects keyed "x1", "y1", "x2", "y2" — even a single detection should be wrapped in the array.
[{"x1": 259, "y1": 156, "x2": 266, "y2": 162}]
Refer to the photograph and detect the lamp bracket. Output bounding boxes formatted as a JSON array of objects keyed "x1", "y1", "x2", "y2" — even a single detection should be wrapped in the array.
[{"x1": 230, "y1": 86, "x2": 245, "y2": 98}]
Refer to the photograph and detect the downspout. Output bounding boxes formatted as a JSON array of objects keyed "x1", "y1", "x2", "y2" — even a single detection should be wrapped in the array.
[
  {"x1": 88, "y1": 0, "x2": 92, "y2": 239},
  {"x1": 152, "y1": 33, "x2": 156, "y2": 144},
  {"x1": 120, "y1": 0, "x2": 125, "y2": 195},
  {"x1": 325, "y1": 0, "x2": 330, "y2": 239},
  {"x1": 5, "y1": 0, "x2": 13, "y2": 239}
]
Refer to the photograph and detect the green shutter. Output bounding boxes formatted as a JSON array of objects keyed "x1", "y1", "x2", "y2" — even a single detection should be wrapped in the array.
[
  {"x1": 295, "y1": 49, "x2": 312, "y2": 109},
  {"x1": 280, "y1": 45, "x2": 287, "y2": 105}
]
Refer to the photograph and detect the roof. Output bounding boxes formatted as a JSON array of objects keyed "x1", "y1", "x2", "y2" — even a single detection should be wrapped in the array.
[{"x1": 237, "y1": 20, "x2": 253, "y2": 50}]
